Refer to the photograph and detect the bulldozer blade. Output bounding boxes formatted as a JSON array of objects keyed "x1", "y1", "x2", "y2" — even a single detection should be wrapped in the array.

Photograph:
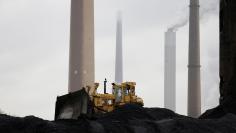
[{"x1": 54, "y1": 88, "x2": 90, "y2": 120}]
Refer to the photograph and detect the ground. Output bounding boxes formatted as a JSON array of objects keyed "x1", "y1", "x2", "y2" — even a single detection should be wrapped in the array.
[{"x1": 1, "y1": 104, "x2": 236, "y2": 133}]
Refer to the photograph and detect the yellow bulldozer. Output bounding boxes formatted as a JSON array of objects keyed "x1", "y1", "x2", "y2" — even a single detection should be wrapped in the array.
[
  {"x1": 91, "y1": 79, "x2": 143, "y2": 113},
  {"x1": 55, "y1": 79, "x2": 143, "y2": 120}
]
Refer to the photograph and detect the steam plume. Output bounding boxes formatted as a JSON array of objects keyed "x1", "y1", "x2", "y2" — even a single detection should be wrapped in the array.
[
  {"x1": 0, "y1": 109, "x2": 4, "y2": 114},
  {"x1": 169, "y1": 0, "x2": 219, "y2": 31}
]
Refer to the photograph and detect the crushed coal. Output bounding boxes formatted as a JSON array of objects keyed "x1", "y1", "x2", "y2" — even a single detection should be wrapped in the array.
[
  {"x1": 1, "y1": 104, "x2": 236, "y2": 133},
  {"x1": 200, "y1": 97, "x2": 236, "y2": 119}
]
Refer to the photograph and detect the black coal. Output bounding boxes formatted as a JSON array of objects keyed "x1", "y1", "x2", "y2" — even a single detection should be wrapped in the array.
[{"x1": 1, "y1": 104, "x2": 236, "y2": 133}]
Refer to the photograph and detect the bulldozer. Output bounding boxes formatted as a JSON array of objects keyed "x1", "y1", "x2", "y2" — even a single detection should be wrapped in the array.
[{"x1": 55, "y1": 79, "x2": 143, "y2": 120}]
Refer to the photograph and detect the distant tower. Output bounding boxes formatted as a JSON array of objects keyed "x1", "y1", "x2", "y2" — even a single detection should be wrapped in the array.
[
  {"x1": 115, "y1": 12, "x2": 123, "y2": 83},
  {"x1": 188, "y1": 0, "x2": 201, "y2": 117},
  {"x1": 68, "y1": 0, "x2": 95, "y2": 93},
  {"x1": 164, "y1": 28, "x2": 176, "y2": 112}
]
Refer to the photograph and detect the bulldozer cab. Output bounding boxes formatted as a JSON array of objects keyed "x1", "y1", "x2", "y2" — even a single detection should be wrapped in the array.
[
  {"x1": 112, "y1": 84, "x2": 122, "y2": 103},
  {"x1": 112, "y1": 82, "x2": 137, "y2": 104}
]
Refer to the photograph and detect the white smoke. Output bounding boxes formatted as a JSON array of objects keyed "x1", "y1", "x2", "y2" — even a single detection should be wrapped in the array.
[
  {"x1": 0, "y1": 109, "x2": 4, "y2": 114},
  {"x1": 169, "y1": 18, "x2": 188, "y2": 31},
  {"x1": 200, "y1": 0, "x2": 219, "y2": 18},
  {"x1": 169, "y1": 0, "x2": 219, "y2": 31}
]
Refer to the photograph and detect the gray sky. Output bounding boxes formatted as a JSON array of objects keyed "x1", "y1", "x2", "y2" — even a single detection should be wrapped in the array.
[{"x1": 0, "y1": 0, "x2": 219, "y2": 120}]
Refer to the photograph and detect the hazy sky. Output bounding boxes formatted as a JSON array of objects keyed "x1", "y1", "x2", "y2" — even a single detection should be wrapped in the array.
[{"x1": 0, "y1": 0, "x2": 219, "y2": 120}]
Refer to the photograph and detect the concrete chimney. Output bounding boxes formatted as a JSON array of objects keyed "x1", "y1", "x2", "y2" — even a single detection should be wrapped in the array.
[
  {"x1": 188, "y1": 0, "x2": 201, "y2": 117},
  {"x1": 164, "y1": 29, "x2": 176, "y2": 112},
  {"x1": 115, "y1": 12, "x2": 123, "y2": 84},
  {"x1": 68, "y1": 0, "x2": 95, "y2": 93}
]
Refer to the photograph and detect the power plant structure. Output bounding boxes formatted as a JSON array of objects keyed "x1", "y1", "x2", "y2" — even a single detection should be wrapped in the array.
[
  {"x1": 187, "y1": 0, "x2": 201, "y2": 117},
  {"x1": 115, "y1": 12, "x2": 123, "y2": 84},
  {"x1": 164, "y1": 28, "x2": 176, "y2": 112},
  {"x1": 54, "y1": 0, "x2": 202, "y2": 120},
  {"x1": 69, "y1": 0, "x2": 95, "y2": 93}
]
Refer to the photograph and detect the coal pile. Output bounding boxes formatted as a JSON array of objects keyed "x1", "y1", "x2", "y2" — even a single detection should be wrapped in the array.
[
  {"x1": 200, "y1": 97, "x2": 236, "y2": 119},
  {"x1": 1, "y1": 104, "x2": 236, "y2": 133}
]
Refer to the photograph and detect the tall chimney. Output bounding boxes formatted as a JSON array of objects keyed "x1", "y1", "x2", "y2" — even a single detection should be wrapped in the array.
[
  {"x1": 115, "y1": 12, "x2": 123, "y2": 84},
  {"x1": 188, "y1": 0, "x2": 201, "y2": 117},
  {"x1": 164, "y1": 29, "x2": 176, "y2": 112},
  {"x1": 68, "y1": 0, "x2": 95, "y2": 93}
]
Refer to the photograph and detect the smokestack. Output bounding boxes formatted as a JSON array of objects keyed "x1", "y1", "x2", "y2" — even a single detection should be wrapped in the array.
[
  {"x1": 164, "y1": 29, "x2": 176, "y2": 112},
  {"x1": 188, "y1": 0, "x2": 201, "y2": 117},
  {"x1": 68, "y1": 0, "x2": 95, "y2": 93},
  {"x1": 115, "y1": 12, "x2": 123, "y2": 84}
]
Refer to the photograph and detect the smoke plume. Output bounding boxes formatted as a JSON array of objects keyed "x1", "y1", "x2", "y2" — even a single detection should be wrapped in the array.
[
  {"x1": 169, "y1": 0, "x2": 219, "y2": 31},
  {"x1": 169, "y1": 18, "x2": 188, "y2": 31},
  {"x1": 0, "y1": 109, "x2": 4, "y2": 114}
]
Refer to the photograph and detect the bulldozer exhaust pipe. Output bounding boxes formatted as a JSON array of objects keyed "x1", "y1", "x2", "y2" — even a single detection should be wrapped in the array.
[{"x1": 104, "y1": 78, "x2": 107, "y2": 94}]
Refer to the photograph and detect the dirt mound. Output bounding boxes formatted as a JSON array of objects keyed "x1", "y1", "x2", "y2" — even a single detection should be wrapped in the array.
[{"x1": 0, "y1": 104, "x2": 236, "y2": 133}]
